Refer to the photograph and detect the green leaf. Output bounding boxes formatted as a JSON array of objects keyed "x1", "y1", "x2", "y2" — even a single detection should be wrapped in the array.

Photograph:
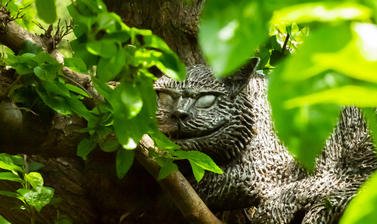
[
  {"x1": 99, "y1": 139, "x2": 119, "y2": 152},
  {"x1": 271, "y1": 2, "x2": 372, "y2": 24},
  {"x1": 150, "y1": 131, "x2": 180, "y2": 150},
  {"x1": 86, "y1": 40, "x2": 117, "y2": 58},
  {"x1": 172, "y1": 150, "x2": 223, "y2": 174},
  {"x1": 112, "y1": 82, "x2": 143, "y2": 119},
  {"x1": 340, "y1": 171, "x2": 377, "y2": 224},
  {"x1": 6, "y1": 53, "x2": 37, "y2": 75},
  {"x1": 35, "y1": 0, "x2": 57, "y2": 24},
  {"x1": 116, "y1": 149, "x2": 134, "y2": 179},
  {"x1": 70, "y1": 40, "x2": 98, "y2": 66},
  {"x1": 24, "y1": 172, "x2": 44, "y2": 192},
  {"x1": 18, "y1": 186, "x2": 54, "y2": 212},
  {"x1": 67, "y1": 97, "x2": 93, "y2": 121},
  {"x1": 199, "y1": 0, "x2": 269, "y2": 77},
  {"x1": 113, "y1": 113, "x2": 143, "y2": 150},
  {"x1": 0, "y1": 215, "x2": 11, "y2": 224},
  {"x1": 284, "y1": 85, "x2": 377, "y2": 108},
  {"x1": 280, "y1": 23, "x2": 352, "y2": 82},
  {"x1": 0, "y1": 190, "x2": 20, "y2": 199},
  {"x1": 36, "y1": 87, "x2": 72, "y2": 115},
  {"x1": 34, "y1": 66, "x2": 55, "y2": 81},
  {"x1": 77, "y1": 137, "x2": 97, "y2": 160},
  {"x1": 0, "y1": 172, "x2": 23, "y2": 182},
  {"x1": 157, "y1": 159, "x2": 178, "y2": 180},
  {"x1": 143, "y1": 35, "x2": 186, "y2": 81},
  {"x1": 97, "y1": 12, "x2": 124, "y2": 33},
  {"x1": 97, "y1": 47, "x2": 126, "y2": 82},
  {"x1": 0, "y1": 154, "x2": 24, "y2": 173},
  {"x1": 190, "y1": 162, "x2": 205, "y2": 182},
  {"x1": 20, "y1": 41, "x2": 43, "y2": 54},
  {"x1": 92, "y1": 78, "x2": 113, "y2": 101},
  {"x1": 40, "y1": 80, "x2": 70, "y2": 97},
  {"x1": 65, "y1": 84, "x2": 89, "y2": 97},
  {"x1": 269, "y1": 69, "x2": 343, "y2": 170},
  {"x1": 64, "y1": 57, "x2": 87, "y2": 73},
  {"x1": 313, "y1": 23, "x2": 377, "y2": 84}
]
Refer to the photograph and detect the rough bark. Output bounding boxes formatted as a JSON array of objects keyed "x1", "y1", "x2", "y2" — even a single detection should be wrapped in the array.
[
  {"x1": 0, "y1": 1, "x2": 225, "y2": 223},
  {"x1": 104, "y1": 0, "x2": 206, "y2": 66}
]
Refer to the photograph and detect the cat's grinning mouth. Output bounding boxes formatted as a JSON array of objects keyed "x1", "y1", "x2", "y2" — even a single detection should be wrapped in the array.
[{"x1": 170, "y1": 121, "x2": 226, "y2": 141}]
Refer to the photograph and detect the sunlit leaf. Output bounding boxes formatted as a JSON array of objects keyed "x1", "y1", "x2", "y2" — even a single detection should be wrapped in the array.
[
  {"x1": 97, "y1": 12, "x2": 124, "y2": 33},
  {"x1": 0, "y1": 215, "x2": 11, "y2": 224},
  {"x1": 0, "y1": 154, "x2": 24, "y2": 173},
  {"x1": 150, "y1": 131, "x2": 180, "y2": 150},
  {"x1": 143, "y1": 35, "x2": 186, "y2": 81},
  {"x1": 173, "y1": 150, "x2": 223, "y2": 174},
  {"x1": 285, "y1": 85, "x2": 377, "y2": 108},
  {"x1": 113, "y1": 113, "x2": 143, "y2": 150},
  {"x1": 65, "y1": 84, "x2": 89, "y2": 97},
  {"x1": 271, "y1": 2, "x2": 371, "y2": 25},
  {"x1": 313, "y1": 23, "x2": 377, "y2": 84},
  {"x1": 340, "y1": 171, "x2": 377, "y2": 224},
  {"x1": 24, "y1": 172, "x2": 44, "y2": 192},
  {"x1": 112, "y1": 82, "x2": 143, "y2": 119},
  {"x1": 200, "y1": 0, "x2": 269, "y2": 77},
  {"x1": 190, "y1": 162, "x2": 205, "y2": 182},
  {"x1": 269, "y1": 68, "x2": 343, "y2": 170},
  {"x1": 0, "y1": 172, "x2": 23, "y2": 183},
  {"x1": 64, "y1": 57, "x2": 88, "y2": 73},
  {"x1": 18, "y1": 187, "x2": 54, "y2": 212},
  {"x1": 280, "y1": 23, "x2": 352, "y2": 82}
]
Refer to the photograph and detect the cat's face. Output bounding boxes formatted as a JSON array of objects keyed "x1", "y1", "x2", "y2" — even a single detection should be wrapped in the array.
[{"x1": 154, "y1": 60, "x2": 259, "y2": 163}]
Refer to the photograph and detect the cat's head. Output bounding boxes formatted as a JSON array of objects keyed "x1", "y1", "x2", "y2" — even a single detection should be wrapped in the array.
[{"x1": 154, "y1": 58, "x2": 260, "y2": 164}]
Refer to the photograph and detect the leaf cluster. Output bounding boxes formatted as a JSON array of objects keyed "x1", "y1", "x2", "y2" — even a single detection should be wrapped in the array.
[
  {"x1": 0, "y1": 154, "x2": 54, "y2": 213},
  {"x1": 200, "y1": 0, "x2": 377, "y2": 223},
  {"x1": 3, "y1": 0, "x2": 222, "y2": 184}
]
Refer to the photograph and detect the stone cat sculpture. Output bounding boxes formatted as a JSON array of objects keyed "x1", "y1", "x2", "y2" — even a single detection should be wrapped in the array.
[{"x1": 154, "y1": 58, "x2": 377, "y2": 223}]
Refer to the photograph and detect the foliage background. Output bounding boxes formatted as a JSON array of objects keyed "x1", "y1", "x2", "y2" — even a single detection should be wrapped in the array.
[{"x1": 0, "y1": 0, "x2": 377, "y2": 223}]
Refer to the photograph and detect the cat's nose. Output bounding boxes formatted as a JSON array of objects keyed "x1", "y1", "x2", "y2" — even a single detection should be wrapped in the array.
[{"x1": 172, "y1": 109, "x2": 189, "y2": 121}]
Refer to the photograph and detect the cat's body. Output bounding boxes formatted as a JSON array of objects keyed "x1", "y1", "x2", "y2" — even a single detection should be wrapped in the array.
[{"x1": 154, "y1": 60, "x2": 377, "y2": 223}]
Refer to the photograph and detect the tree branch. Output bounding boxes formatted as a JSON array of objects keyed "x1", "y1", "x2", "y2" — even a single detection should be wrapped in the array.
[{"x1": 137, "y1": 135, "x2": 223, "y2": 224}]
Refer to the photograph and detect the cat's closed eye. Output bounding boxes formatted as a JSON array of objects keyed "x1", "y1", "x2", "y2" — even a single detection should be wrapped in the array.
[
  {"x1": 158, "y1": 92, "x2": 174, "y2": 105},
  {"x1": 195, "y1": 94, "x2": 216, "y2": 108}
]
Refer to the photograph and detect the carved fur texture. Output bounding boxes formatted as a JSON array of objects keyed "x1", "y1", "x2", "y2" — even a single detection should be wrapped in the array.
[{"x1": 154, "y1": 63, "x2": 377, "y2": 224}]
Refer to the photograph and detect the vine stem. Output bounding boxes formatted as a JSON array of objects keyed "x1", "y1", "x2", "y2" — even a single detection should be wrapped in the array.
[{"x1": 282, "y1": 33, "x2": 290, "y2": 55}]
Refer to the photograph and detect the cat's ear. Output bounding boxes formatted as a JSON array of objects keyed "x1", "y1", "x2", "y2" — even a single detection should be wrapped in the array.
[{"x1": 224, "y1": 57, "x2": 260, "y2": 96}]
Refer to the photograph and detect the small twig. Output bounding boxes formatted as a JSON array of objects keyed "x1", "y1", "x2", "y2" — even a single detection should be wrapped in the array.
[
  {"x1": 33, "y1": 21, "x2": 47, "y2": 32},
  {"x1": 282, "y1": 33, "x2": 290, "y2": 55},
  {"x1": 17, "y1": 107, "x2": 38, "y2": 116},
  {"x1": 23, "y1": 154, "x2": 29, "y2": 174}
]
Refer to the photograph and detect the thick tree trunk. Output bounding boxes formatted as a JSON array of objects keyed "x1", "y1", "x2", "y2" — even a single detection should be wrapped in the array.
[
  {"x1": 104, "y1": 0, "x2": 206, "y2": 66},
  {"x1": 0, "y1": 1, "x2": 230, "y2": 223}
]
